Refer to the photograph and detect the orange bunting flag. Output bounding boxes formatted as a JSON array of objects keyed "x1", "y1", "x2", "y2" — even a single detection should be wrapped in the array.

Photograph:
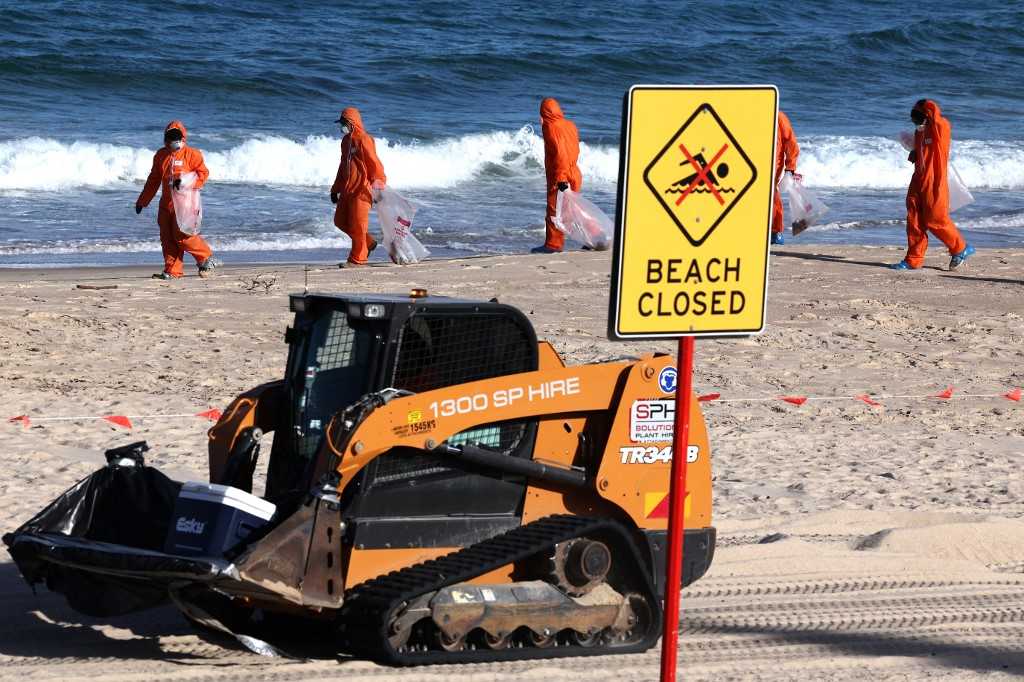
[
  {"x1": 697, "y1": 393, "x2": 721, "y2": 402},
  {"x1": 103, "y1": 415, "x2": 132, "y2": 429},
  {"x1": 1005, "y1": 388, "x2": 1022, "y2": 402},
  {"x1": 857, "y1": 395, "x2": 882, "y2": 407},
  {"x1": 935, "y1": 386, "x2": 955, "y2": 399},
  {"x1": 8, "y1": 415, "x2": 30, "y2": 428},
  {"x1": 780, "y1": 396, "x2": 807, "y2": 406},
  {"x1": 195, "y1": 408, "x2": 223, "y2": 421}
]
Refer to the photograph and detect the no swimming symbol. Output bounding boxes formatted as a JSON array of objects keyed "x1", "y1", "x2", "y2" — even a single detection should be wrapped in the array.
[
  {"x1": 643, "y1": 103, "x2": 757, "y2": 246},
  {"x1": 671, "y1": 144, "x2": 732, "y2": 206}
]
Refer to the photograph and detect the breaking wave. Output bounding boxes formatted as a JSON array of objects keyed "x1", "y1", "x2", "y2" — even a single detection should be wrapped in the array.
[
  {"x1": 797, "y1": 135, "x2": 1024, "y2": 190},
  {"x1": 0, "y1": 127, "x2": 619, "y2": 192},
  {"x1": 1, "y1": 130, "x2": 1021, "y2": 193},
  {"x1": 0, "y1": 233, "x2": 352, "y2": 256}
]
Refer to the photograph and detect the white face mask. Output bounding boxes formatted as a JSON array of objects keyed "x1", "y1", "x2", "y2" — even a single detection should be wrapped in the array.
[
  {"x1": 915, "y1": 124, "x2": 926, "y2": 132},
  {"x1": 340, "y1": 124, "x2": 351, "y2": 136},
  {"x1": 169, "y1": 140, "x2": 183, "y2": 150}
]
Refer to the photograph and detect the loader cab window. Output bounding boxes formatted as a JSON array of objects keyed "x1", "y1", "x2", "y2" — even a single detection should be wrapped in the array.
[
  {"x1": 357, "y1": 311, "x2": 537, "y2": 517},
  {"x1": 391, "y1": 313, "x2": 534, "y2": 390},
  {"x1": 266, "y1": 306, "x2": 379, "y2": 500}
]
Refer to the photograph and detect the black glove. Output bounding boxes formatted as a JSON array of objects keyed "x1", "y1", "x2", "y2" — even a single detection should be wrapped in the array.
[
  {"x1": 134, "y1": 203, "x2": 143, "y2": 214},
  {"x1": 172, "y1": 178, "x2": 181, "y2": 190},
  {"x1": 557, "y1": 182, "x2": 569, "y2": 192},
  {"x1": 330, "y1": 192, "x2": 339, "y2": 204}
]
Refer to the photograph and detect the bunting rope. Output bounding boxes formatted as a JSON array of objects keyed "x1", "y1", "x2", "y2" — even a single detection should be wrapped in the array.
[
  {"x1": 7, "y1": 408, "x2": 222, "y2": 430},
  {"x1": 697, "y1": 386, "x2": 1021, "y2": 405},
  {"x1": 5, "y1": 386, "x2": 1020, "y2": 433}
]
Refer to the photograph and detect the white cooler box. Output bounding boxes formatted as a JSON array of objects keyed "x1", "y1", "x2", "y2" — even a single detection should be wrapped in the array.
[{"x1": 164, "y1": 482, "x2": 276, "y2": 557}]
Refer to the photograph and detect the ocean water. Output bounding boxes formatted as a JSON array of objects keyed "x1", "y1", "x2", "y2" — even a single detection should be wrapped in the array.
[{"x1": 1, "y1": 1, "x2": 1023, "y2": 267}]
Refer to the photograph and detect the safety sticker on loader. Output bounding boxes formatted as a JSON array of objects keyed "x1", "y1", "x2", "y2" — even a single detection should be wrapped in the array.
[{"x1": 644, "y1": 491, "x2": 690, "y2": 519}]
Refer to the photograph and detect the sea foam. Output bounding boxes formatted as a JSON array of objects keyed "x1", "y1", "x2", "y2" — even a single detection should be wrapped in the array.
[
  {"x1": 0, "y1": 130, "x2": 1021, "y2": 192},
  {"x1": 0, "y1": 233, "x2": 352, "y2": 256}
]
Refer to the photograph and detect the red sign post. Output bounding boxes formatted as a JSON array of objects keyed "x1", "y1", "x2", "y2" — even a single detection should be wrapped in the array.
[
  {"x1": 658, "y1": 336, "x2": 695, "y2": 682},
  {"x1": 608, "y1": 85, "x2": 778, "y2": 682}
]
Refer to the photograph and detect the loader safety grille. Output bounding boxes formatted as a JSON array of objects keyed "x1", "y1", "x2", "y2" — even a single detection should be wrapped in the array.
[
  {"x1": 296, "y1": 311, "x2": 367, "y2": 462},
  {"x1": 371, "y1": 450, "x2": 455, "y2": 485},
  {"x1": 372, "y1": 419, "x2": 524, "y2": 486},
  {"x1": 315, "y1": 313, "x2": 357, "y2": 370},
  {"x1": 372, "y1": 313, "x2": 537, "y2": 486},
  {"x1": 391, "y1": 314, "x2": 534, "y2": 393}
]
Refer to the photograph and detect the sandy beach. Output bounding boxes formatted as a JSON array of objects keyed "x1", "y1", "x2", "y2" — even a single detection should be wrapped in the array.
[{"x1": 1, "y1": 244, "x2": 1023, "y2": 680}]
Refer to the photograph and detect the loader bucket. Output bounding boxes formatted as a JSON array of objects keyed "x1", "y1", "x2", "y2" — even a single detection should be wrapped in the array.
[{"x1": 4, "y1": 446, "x2": 342, "y2": 618}]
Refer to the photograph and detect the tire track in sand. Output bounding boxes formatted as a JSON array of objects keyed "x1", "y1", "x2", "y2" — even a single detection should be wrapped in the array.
[{"x1": 2, "y1": 571, "x2": 1023, "y2": 680}]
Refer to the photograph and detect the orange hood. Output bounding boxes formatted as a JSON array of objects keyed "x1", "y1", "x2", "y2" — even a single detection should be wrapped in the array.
[
  {"x1": 165, "y1": 120, "x2": 187, "y2": 142},
  {"x1": 540, "y1": 98, "x2": 565, "y2": 123},
  {"x1": 340, "y1": 107, "x2": 366, "y2": 133},
  {"x1": 913, "y1": 99, "x2": 941, "y2": 122}
]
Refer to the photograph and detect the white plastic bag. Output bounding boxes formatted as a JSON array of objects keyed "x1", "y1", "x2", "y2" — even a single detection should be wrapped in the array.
[
  {"x1": 898, "y1": 131, "x2": 974, "y2": 213},
  {"x1": 898, "y1": 130, "x2": 915, "y2": 152},
  {"x1": 947, "y1": 163, "x2": 974, "y2": 213},
  {"x1": 375, "y1": 186, "x2": 429, "y2": 265},
  {"x1": 553, "y1": 190, "x2": 612, "y2": 250},
  {"x1": 778, "y1": 173, "x2": 829, "y2": 236},
  {"x1": 171, "y1": 172, "x2": 202, "y2": 235}
]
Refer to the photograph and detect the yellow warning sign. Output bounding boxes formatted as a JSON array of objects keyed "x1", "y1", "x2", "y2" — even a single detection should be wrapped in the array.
[{"x1": 609, "y1": 86, "x2": 778, "y2": 339}]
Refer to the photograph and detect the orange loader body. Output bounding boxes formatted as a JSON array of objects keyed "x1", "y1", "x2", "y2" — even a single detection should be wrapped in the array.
[{"x1": 7, "y1": 291, "x2": 715, "y2": 665}]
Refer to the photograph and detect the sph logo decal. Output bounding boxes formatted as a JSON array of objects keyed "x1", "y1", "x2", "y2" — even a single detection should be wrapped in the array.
[
  {"x1": 619, "y1": 445, "x2": 699, "y2": 464},
  {"x1": 631, "y1": 399, "x2": 675, "y2": 442},
  {"x1": 658, "y1": 366, "x2": 677, "y2": 393}
]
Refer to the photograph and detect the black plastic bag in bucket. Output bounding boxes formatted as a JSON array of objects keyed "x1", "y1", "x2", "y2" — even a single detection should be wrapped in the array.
[{"x1": 3, "y1": 442, "x2": 184, "y2": 616}]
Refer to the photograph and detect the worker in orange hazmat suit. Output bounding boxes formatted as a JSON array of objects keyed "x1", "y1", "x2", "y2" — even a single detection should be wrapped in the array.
[
  {"x1": 771, "y1": 111, "x2": 800, "y2": 246},
  {"x1": 532, "y1": 98, "x2": 583, "y2": 254},
  {"x1": 890, "y1": 99, "x2": 974, "y2": 271},
  {"x1": 331, "y1": 107, "x2": 387, "y2": 266},
  {"x1": 135, "y1": 121, "x2": 217, "y2": 279}
]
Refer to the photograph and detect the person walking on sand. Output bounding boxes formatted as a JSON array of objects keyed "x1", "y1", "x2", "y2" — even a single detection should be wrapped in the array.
[
  {"x1": 531, "y1": 98, "x2": 582, "y2": 254},
  {"x1": 135, "y1": 120, "x2": 219, "y2": 279},
  {"x1": 331, "y1": 107, "x2": 387, "y2": 266},
  {"x1": 771, "y1": 111, "x2": 800, "y2": 246},
  {"x1": 890, "y1": 99, "x2": 974, "y2": 271}
]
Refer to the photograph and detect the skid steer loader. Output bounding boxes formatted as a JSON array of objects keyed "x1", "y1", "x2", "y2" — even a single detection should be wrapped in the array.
[{"x1": 4, "y1": 290, "x2": 715, "y2": 664}]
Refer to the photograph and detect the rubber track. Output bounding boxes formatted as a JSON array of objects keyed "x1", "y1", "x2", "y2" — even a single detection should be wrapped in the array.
[{"x1": 338, "y1": 514, "x2": 661, "y2": 665}]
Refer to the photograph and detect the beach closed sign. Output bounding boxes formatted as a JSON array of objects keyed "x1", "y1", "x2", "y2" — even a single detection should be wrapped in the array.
[{"x1": 609, "y1": 85, "x2": 778, "y2": 338}]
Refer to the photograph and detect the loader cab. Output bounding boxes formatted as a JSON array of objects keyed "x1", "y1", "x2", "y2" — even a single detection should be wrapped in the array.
[{"x1": 266, "y1": 292, "x2": 539, "y2": 545}]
